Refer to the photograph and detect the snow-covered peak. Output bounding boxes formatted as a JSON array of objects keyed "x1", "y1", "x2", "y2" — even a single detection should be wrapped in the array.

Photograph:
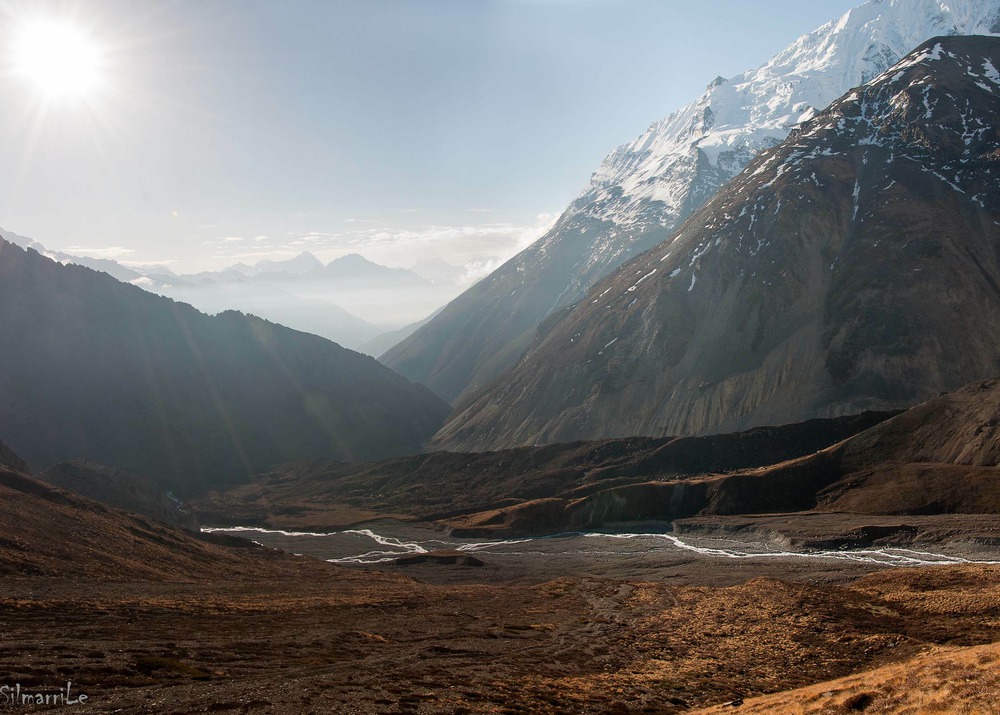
[{"x1": 582, "y1": 0, "x2": 1000, "y2": 226}]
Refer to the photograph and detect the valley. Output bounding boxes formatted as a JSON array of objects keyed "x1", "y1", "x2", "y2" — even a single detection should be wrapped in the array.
[
  {"x1": 3, "y1": 1, "x2": 1000, "y2": 713},
  {"x1": 6, "y1": 453, "x2": 1000, "y2": 714}
]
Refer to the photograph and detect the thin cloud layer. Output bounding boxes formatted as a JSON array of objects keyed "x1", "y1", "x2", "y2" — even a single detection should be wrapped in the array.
[
  {"x1": 64, "y1": 246, "x2": 135, "y2": 259},
  {"x1": 205, "y1": 213, "x2": 559, "y2": 280}
]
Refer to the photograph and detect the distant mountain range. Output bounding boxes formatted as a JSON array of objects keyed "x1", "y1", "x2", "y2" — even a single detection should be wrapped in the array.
[
  {"x1": 382, "y1": 0, "x2": 1000, "y2": 405},
  {"x1": 0, "y1": 238, "x2": 450, "y2": 492},
  {"x1": 0, "y1": 229, "x2": 462, "y2": 353},
  {"x1": 434, "y1": 35, "x2": 1000, "y2": 450}
]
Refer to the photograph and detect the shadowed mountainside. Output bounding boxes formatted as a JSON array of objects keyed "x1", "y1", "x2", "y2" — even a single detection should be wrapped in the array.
[{"x1": 0, "y1": 240, "x2": 450, "y2": 493}]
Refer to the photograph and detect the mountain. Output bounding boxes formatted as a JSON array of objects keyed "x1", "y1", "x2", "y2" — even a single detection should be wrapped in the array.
[
  {"x1": 357, "y1": 306, "x2": 445, "y2": 358},
  {"x1": 0, "y1": 230, "x2": 447, "y2": 344},
  {"x1": 409, "y1": 257, "x2": 467, "y2": 285},
  {"x1": 140, "y1": 275, "x2": 388, "y2": 349},
  {"x1": 0, "y1": 239, "x2": 450, "y2": 493},
  {"x1": 253, "y1": 251, "x2": 325, "y2": 276},
  {"x1": 320, "y1": 253, "x2": 430, "y2": 288},
  {"x1": 382, "y1": 0, "x2": 1000, "y2": 405},
  {"x1": 433, "y1": 35, "x2": 1000, "y2": 451},
  {"x1": 139, "y1": 253, "x2": 436, "y2": 345},
  {"x1": 0, "y1": 227, "x2": 153, "y2": 282},
  {"x1": 0, "y1": 439, "x2": 27, "y2": 472}
]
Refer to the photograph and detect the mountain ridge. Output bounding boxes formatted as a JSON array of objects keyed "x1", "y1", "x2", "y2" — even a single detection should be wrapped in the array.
[
  {"x1": 382, "y1": 0, "x2": 1000, "y2": 405},
  {"x1": 0, "y1": 239, "x2": 449, "y2": 492},
  {"x1": 433, "y1": 34, "x2": 1000, "y2": 451}
]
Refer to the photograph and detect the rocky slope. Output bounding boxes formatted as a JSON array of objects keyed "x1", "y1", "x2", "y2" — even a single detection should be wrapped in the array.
[
  {"x1": 436, "y1": 35, "x2": 1000, "y2": 451},
  {"x1": 0, "y1": 462, "x2": 262, "y2": 579},
  {"x1": 194, "y1": 411, "x2": 894, "y2": 531},
  {"x1": 0, "y1": 239, "x2": 449, "y2": 493},
  {"x1": 453, "y1": 377, "x2": 1000, "y2": 535},
  {"x1": 200, "y1": 377, "x2": 1000, "y2": 539},
  {"x1": 42, "y1": 460, "x2": 199, "y2": 530},
  {"x1": 383, "y1": 0, "x2": 1000, "y2": 405},
  {"x1": 743, "y1": 377, "x2": 1000, "y2": 517},
  {"x1": 0, "y1": 438, "x2": 26, "y2": 472}
]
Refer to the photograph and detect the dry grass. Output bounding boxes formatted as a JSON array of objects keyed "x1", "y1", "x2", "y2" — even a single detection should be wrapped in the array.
[{"x1": 692, "y1": 642, "x2": 1000, "y2": 715}]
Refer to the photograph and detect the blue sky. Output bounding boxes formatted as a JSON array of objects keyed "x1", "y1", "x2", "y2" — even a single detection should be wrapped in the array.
[{"x1": 0, "y1": 0, "x2": 860, "y2": 272}]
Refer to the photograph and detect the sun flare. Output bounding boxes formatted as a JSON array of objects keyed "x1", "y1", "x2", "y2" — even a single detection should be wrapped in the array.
[{"x1": 12, "y1": 19, "x2": 103, "y2": 98}]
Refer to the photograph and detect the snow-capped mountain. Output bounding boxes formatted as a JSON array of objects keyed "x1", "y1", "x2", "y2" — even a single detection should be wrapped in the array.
[
  {"x1": 383, "y1": 0, "x2": 1000, "y2": 406},
  {"x1": 434, "y1": 34, "x2": 1000, "y2": 451},
  {"x1": 581, "y1": 0, "x2": 1000, "y2": 230}
]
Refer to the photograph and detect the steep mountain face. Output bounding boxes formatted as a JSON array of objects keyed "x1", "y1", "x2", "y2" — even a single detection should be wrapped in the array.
[
  {"x1": 383, "y1": 0, "x2": 1000, "y2": 405},
  {"x1": 435, "y1": 36, "x2": 1000, "y2": 451},
  {"x1": 0, "y1": 240, "x2": 450, "y2": 492}
]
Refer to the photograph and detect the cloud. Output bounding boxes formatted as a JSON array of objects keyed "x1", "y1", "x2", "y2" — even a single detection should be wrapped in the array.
[
  {"x1": 458, "y1": 257, "x2": 507, "y2": 286},
  {"x1": 202, "y1": 212, "x2": 561, "y2": 279},
  {"x1": 65, "y1": 246, "x2": 135, "y2": 259},
  {"x1": 119, "y1": 258, "x2": 178, "y2": 267}
]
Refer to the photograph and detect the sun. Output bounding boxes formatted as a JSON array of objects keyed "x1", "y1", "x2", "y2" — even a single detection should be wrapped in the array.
[{"x1": 12, "y1": 19, "x2": 103, "y2": 99}]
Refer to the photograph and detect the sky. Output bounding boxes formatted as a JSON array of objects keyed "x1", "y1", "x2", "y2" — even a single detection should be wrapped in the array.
[{"x1": 0, "y1": 0, "x2": 861, "y2": 274}]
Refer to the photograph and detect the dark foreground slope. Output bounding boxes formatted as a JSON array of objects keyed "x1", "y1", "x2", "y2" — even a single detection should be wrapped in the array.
[
  {"x1": 0, "y1": 463, "x2": 261, "y2": 580},
  {"x1": 436, "y1": 36, "x2": 1000, "y2": 451},
  {"x1": 0, "y1": 240, "x2": 450, "y2": 492},
  {"x1": 41, "y1": 460, "x2": 199, "y2": 530}
]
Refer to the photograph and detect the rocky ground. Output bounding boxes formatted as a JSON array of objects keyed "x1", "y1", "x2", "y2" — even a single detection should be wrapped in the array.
[
  {"x1": 5, "y1": 561, "x2": 1000, "y2": 714},
  {"x1": 5, "y1": 458, "x2": 1000, "y2": 713}
]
